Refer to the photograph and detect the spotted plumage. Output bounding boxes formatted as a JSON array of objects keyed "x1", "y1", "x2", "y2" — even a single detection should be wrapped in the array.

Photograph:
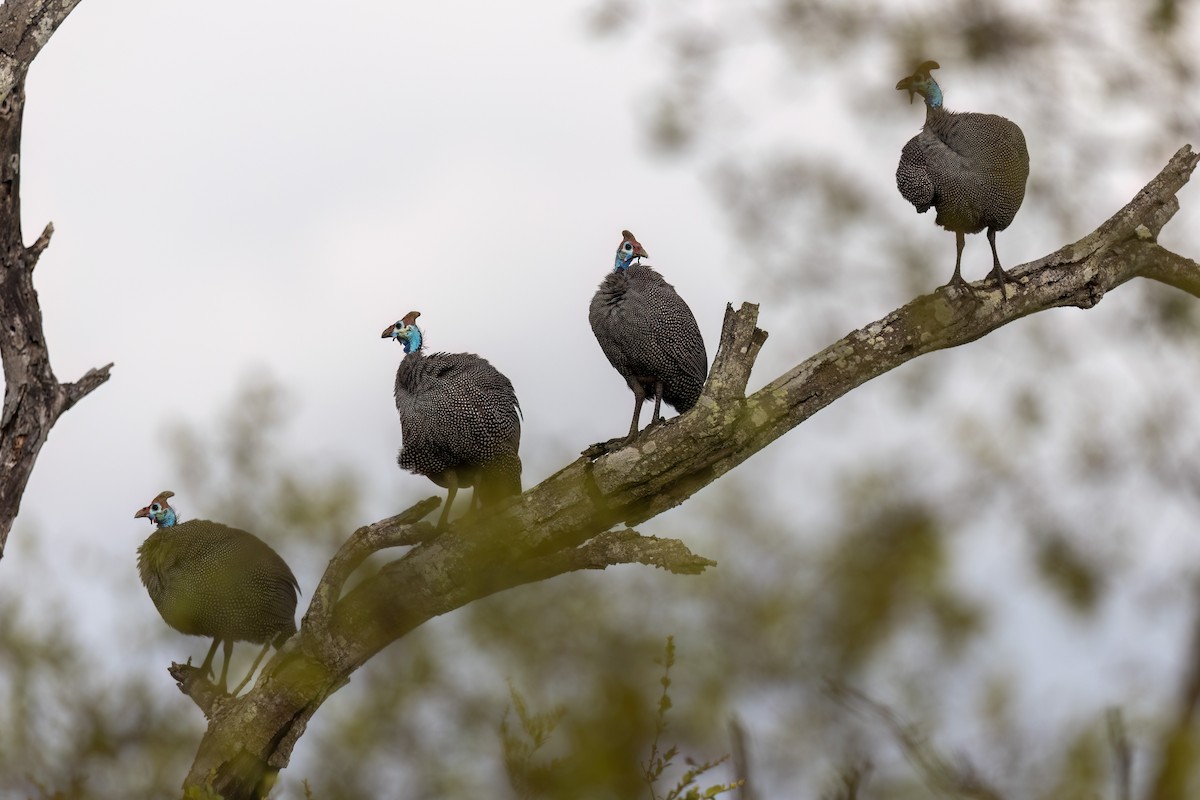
[
  {"x1": 589, "y1": 230, "x2": 708, "y2": 442},
  {"x1": 383, "y1": 311, "x2": 522, "y2": 530},
  {"x1": 896, "y1": 60, "x2": 1029, "y2": 299},
  {"x1": 134, "y1": 490, "x2": 300, "y2": 694}
]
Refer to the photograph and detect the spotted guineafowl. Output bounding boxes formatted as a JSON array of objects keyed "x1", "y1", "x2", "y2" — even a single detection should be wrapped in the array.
[
  {"x1": 134, "y1": 491, "x2": 300, "y2": 694},
  {"x1": 895, "y1": 60, "x2": 1029, "y2": 300},
  {"x1": 589, "y1": 230, "x2": 708, "y2": 442},
  {"x1": 383, "y1": 311, "x2": 522, "y2": 530}
]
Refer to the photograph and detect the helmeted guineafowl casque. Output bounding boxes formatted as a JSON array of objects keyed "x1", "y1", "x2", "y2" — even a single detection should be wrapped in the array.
[
  {"x1": 133, "y1": 490, "x2": 300, "y2": 694},
  {"x1": 895, "y1": 60, "x2": 1029, "y2": 300},
  {"x1": 382, "y1": 311, "x2": 523, "y2": 530},
  {"x1": 589, "y1": 230, "x2": 708, "y2": 442}
]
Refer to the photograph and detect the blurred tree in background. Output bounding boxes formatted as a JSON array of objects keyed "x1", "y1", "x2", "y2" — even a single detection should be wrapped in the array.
[
  {"x1": 577, "y1": 0, "x2": 1200, "y2": 797},
  {"x1": 5, "y1": 1, "x2": 1200, "y2": 798}
]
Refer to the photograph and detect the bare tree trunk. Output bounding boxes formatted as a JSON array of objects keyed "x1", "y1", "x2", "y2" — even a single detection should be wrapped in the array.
[
  {"x1": 172, "y1": 146, "x2": 1200, "y2": 798},
  {"x1": 0, "y1": 0, "x2": 112, "y2": 560}
]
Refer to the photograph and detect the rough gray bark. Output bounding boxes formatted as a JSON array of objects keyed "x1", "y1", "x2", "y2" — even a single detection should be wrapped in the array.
[
  {"x1": 175, "y1": 146, "x2": 1200, "y2": 798},
  {"x1": 0, "y1": 0, "x2": 110, "y2": 561},
  {"x1": 0, "y1": 0, "x2": 83, "y2": 103}
]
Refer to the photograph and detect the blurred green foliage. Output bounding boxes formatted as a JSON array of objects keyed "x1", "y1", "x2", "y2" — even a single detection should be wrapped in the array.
[
  {"x1": 0, "y1": 576, "x2": 199, "y2": 798},
  {"x1": 501, "y1": 638, "x2": 743, "y2": 800}
]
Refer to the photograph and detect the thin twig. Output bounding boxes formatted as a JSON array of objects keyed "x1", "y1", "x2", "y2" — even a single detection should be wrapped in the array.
[
  {"x1": 1107, "y1": 708, "x2": 1132, "y2": 800},
  {"x1": 829, "y1": 681, "x2": 1006, "y2": 800},
  {"x1": 1144, "y1": 580, "x2": 1200, "y2": 800},
  {"x1": 730, "y1": 716, "x2": 755, "y2": 800},
  {"x1": 642, "y1": 636, "x2": 677, "y2": 800},
  {"x1": 26, "y1": 220, "x2": 52, "y2": 262},
  {"x1": 61, "y1": 363, "x2": 114, "y2": 410}
]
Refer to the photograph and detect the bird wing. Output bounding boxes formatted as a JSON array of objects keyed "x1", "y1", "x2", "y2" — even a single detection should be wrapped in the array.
[
  {"x1": 623, "y1": 268, "x2": 707, "y2": 384},
  {"x1": 897, "y1": 135, "x2": 935, "y2": 212},
  {"x1": 398, "y1": 352, "x2": 522, "y2": 458}
]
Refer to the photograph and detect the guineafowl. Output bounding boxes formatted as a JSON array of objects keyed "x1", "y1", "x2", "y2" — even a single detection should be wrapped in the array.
[
  {"x1": 589, "y1": 230, "x2": 708, "y2": 443},
  {"x1": 895, "y1": 60, "x2": 1029, "y2": 300},
  {"x1": 382, "y1": 311, "x2": 522, "y2": 530},
  {"x1": 134, "y1": 491, "x2": 300, "y2": 694}
]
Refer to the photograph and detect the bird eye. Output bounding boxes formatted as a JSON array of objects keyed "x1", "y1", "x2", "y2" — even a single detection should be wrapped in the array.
[
  {"x1": 394, "y1": 321, "x2": 403, "y2": 328},
  {"x1": 150, "y1": 503, "x2": 160, "y2": 512},
  {"x1": 623, "y1": 243, "x2": 633, "y2": 251}
]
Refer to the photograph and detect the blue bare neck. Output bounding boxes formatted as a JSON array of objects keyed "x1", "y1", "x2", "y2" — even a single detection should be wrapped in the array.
[
  {"x1": 924, "y1": 79, "x2": 943, "y2": 109},
  {"x1": 156, "y1": 507, "x2": 178, "y2": 528},
  {"x1": 613, "y1": 252, "x2": 639, "y2": 272},
  {"x1": 398, "y1": 326, "x2": 422, "y2": 355}
]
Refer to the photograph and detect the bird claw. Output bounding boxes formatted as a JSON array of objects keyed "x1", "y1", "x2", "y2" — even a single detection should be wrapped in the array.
[
  {"x1": 937, "y1": 277, "x2": 975, "y2": 296},
  {"x1": 169, "y1": 661, "x2": 226, "y2": 695},
  {"x1": 581, "y1": 435, "x2": 635, "y2": 459},
  {"x1": 989, "y1": 268, "x2": 1015, "y2": 302},
  {"x1": 180, "y1": 655, "x2": 215, "y2": 682}
]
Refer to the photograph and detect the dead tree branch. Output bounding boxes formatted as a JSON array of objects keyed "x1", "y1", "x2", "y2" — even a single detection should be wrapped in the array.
[
  {"x1": 0, "y1": 1, "x2": 85, "y2": 104},
  {"x1": 303, "y1": 496, "x2": 441, "y2": 643},
  {"x1": 176, "y1": 145, "x2": 1200, "y2": 798},
  {"x1": 0, "y1": 0, "x2": 109, "y2": 560}
]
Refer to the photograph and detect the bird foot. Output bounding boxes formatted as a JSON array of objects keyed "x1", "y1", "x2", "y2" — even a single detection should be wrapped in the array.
[
  {"x1": 168, "y1": 661, "x2": 229, "y2": 718},
  {"x1": 937, "y1": 276, "x2": 1004, "y2": 305},
  {"x1": 938, "y1": 275, "x2": 975, "y2": 295},
  {"x1": 169, "y1": 661, "x2": 226, "y2": 695},
  {"x1": 582, "y1": 435, "x2": 637, "y2": 459},
  {"x1": 989, "y1": 268, "x2": 1015, "y2": 302}
]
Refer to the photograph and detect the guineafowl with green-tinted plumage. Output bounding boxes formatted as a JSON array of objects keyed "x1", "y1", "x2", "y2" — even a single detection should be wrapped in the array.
[
  {"x1": 896, "y1": 60, "x2": 1029, "y2": 300},
  {"x1": 134, "y1": 491, "x2": 300, "y2": 694},
  {"x1": 382, "y1": 311, "x2": 523, "y2": 530}
]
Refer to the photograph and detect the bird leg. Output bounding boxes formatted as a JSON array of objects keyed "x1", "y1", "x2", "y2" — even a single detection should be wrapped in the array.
[
  {"x1": 217, "y1": 639, "x2": 234, "y2": 693},
  {"x1": 232, "y1": 641, "x2": 273, "y2": 696},
  {"x1": 986, "y1": 227, "x2": 1010, "y2": 302},
  {"x1": 650, "y1": 380, "x2": 665, "y2": 425},
  {"x1": 438, "y1": 471, "x2": 458, "y2": 531},
  {"x1": 199, "y1": 637, "x2": 221, "y2": 681},
  {"x1": 941, "y1": 231, "x2": 970, "y2": 291},
  {"x1": 625, "y1": 382, "x2": 647, "y2": 442}
]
